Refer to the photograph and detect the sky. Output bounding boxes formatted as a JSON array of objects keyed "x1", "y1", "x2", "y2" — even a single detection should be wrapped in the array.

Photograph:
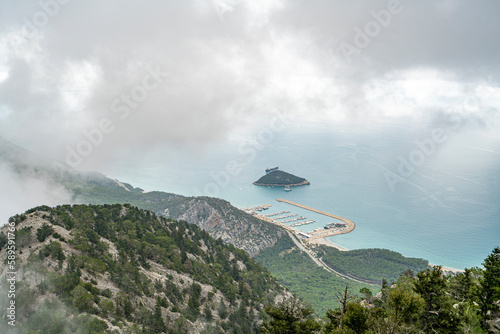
[{"x1": 0, "y1": 1, "x2": 500, "y2": 220}]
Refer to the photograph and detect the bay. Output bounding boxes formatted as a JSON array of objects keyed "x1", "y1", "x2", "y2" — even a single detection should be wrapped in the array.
[{"x1": 103, "y1": 120, "x2": 500, "y2": 270}]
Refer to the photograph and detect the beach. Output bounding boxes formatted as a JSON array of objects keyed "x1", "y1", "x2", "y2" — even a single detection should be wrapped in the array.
[
  {"x1": 429, "y1": 263, "x2": 465, "y2": 274},
  {"x1": 307, "y1": 237, "x2": 350, "y2": 251}
]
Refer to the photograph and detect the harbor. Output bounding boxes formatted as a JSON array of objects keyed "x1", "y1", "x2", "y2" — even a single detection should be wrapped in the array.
[
  {"x1": 276, "y1": 198, "x2": 356, "y2": 239},
  {"x1": 281, "y1": 216, "x2": 307, "y2": 223},
  {"x1": 242, "y1": 204, "x2": 272, "y2": 214},
  {"x1": 290, "y1": 220, "x2": 314, "y2": 227},
  {"x1": 264, "y1": 211, "x2": 290, "y2": 217},
  {"x1": 243, "y1": 199, "x2": 356, "y2": 243},
  {"x1": 274, "y1": 213, "x2": 298, "y2": 220}
]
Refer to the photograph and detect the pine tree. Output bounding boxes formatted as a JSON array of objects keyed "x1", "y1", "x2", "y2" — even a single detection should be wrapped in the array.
[
  {"x1": 152, "y1": 302, "x2": 167, "y2": 333},
  {"x1": 260, "y1": 297, "x2": 321, "y2": 334},
  {"x1": 478, "y1": 247, "x2": 500, "y2": 332},
  {"x1": 341, "y1": 302, "x2": 369, "y2": 334},
  {"x1": 413, "y1": 266, "x2": 459, "y2": 333}
]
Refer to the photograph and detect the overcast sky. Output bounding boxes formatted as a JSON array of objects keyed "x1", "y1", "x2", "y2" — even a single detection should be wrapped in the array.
[{"x1": 0, "y1": 0, "x2": 499, "y2": 170}]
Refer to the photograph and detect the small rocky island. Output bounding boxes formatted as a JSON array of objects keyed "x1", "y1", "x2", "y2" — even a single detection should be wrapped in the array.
[{"x1": 253, "y1": 169, "x2": 310, "y2": 187}]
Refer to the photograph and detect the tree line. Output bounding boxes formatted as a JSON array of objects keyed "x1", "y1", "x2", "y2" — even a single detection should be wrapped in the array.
[{"x1": 261, "y1": 247, "x2": 500, "y2": 333}]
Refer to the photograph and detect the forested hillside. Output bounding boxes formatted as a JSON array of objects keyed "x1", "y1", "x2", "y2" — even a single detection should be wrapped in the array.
[
  {"x1": 48, "y1": 169, "x2": 287, "y2": 257},
  {"x1": 260, "y1": 248, "x2": 500, "y2": 333},
  {"x1": 255, "y1": 235, "x2": 377, "y2": 316},
  {"x1": 0, "y1": 204, "x2": 287, "y2": 333},
  {"x1": 317, "y1": 246, "x2": 429, "y2": 283}
]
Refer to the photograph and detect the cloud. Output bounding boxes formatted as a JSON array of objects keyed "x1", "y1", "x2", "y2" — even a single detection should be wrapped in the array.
[
  {"x1": 0, "y1": 0, "x2": 498, "y2": 170},
  {"x1": 0, "y1": 163, "x2": 73, "y2": 226}
]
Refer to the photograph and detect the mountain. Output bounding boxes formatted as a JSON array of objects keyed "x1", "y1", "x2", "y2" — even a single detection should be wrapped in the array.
[
  {"x1": 0, "y1": 204, "x2": 287, "y2": 333},
  {"x1": 0, "y1": 136, "x2": 26, "y2": 162},
  {"x1": 253, "y1": 170, "x2": 310, "y2": 187},
  {"x1": 66, "y1": 179, "x2": 286, "y2": 257},
  {"x1": 0, "y1": 136, "x2": 285, "y2": 257},
  {"x1": 0, "y1": 137, "x2": 445, "y2": 316}
]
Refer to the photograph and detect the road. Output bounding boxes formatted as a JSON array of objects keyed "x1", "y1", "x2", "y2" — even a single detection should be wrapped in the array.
[{"x1": 286, "y1": 231, "x2": 375, "y2": 285}]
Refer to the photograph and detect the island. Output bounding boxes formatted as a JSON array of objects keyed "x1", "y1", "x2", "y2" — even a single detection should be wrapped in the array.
[{"x1": 253, "y1": 169, "x2": 310, "y2": 187}]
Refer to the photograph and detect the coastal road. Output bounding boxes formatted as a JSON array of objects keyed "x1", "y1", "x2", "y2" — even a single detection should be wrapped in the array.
[
  {"x1": 250, "y1": 202, "x2": 374, "y2": 285},
  {"x1": 286, "y1": 231, "x2": 375, "y2": 285}
]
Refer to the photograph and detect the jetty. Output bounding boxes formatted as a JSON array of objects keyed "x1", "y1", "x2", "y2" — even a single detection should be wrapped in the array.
[
  {"x1": 264, "y1": 211, "x2": 290, "y2": 217},
  {"x1": 290, "y1": 220, "x2": 315, "y2": 227},
  {"x1": 242, "y1": 204, "x2": 271, "y2": 213},
  {"x1": 281, "y1": 216, "x2": 307, "y2": 223},
  {"x1": 276, "y1": 199, "x2": 356, "y2": 239},
  {"x1": 275, "y1": 213, "x2": 298, "y2": 220}
]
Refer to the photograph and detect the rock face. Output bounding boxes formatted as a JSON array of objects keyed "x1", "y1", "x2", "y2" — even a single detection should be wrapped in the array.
[
  {"x1": 253, "y1": 170, "x2": 310, "y2": 187},
  {"x1": 164, "y1": 197, "x2": 286, "y2": 257}
]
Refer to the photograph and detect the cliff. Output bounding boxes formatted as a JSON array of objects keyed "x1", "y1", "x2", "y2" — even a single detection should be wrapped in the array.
[{"x1": 162, "y1": 197, "x2": 286, "y2": 257}]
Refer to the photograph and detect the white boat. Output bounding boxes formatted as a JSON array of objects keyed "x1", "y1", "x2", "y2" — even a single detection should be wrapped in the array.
[{"x1": 284, "y1": 186, "x2": 291, "y2": 192}]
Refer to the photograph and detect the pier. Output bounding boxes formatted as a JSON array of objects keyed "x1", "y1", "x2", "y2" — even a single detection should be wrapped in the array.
[
  {"x1": 264, "y1": 211, "x2": 290, "y2": 217},
  {"x1": 242, "y1": 204, "x2": 272, "y2": 213},
  {"x1": 281, "y1": 216, "x2": 307, "y2": 223},
  {"x1": 275, "y1": 213, "x2": 298, "y2": 220},
  {"x1": 276, "y1": 199, "x2": 355, "y2": 239},
  {"x1": 290, "y1": 220, "x2": 315, "y2": 227}
]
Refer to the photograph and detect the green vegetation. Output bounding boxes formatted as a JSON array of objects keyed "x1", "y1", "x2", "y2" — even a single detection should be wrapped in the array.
[
  {"x1": 36, "y1": 223, "x2": 55, "y2": 242},
  {"x1": 260, "y1": 297, "x2": 321, "y2": 334},
  {"x1": 317, "y1": 246, "x2": 429, "y2": 283},
  {"x1": 255, "y1": 234, "x2": 378, "y2": 316},
  {"x1": 2, "y1": 204, "x2": 286, "y2": 333},
  {"x1": 60, "y1": 171, "x2": 285, "y2": 257},
  {"x1": 478, "y1": 247, "x2": 500, "y2": 330},
  {"x1": 253, "y1": 170, "x2": 309, "y2": 186},
  {"x1": 261, "y1": 248, "x2": 500, "y2": 333},
  {"x1": 0, "y1": 231, "x2": 7, "y2": 251}
]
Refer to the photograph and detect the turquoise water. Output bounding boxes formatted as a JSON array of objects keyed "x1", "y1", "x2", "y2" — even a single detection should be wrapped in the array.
[{"x1": 105, "y1": 120, "x2": 500, "y2": 270}]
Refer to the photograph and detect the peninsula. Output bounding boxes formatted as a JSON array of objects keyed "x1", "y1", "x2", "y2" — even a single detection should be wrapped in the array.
[{"x1": 253, "y1": 169, "x2": 310, "y2": 187}]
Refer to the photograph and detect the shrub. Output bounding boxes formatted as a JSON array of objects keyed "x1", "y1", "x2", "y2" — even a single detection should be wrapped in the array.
[{"x1": 37, "y1": 224, "x2": 55, "y2": 242}]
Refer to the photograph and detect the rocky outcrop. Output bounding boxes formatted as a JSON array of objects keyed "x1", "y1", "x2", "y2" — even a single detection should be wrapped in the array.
[{"x1": 164, "y1": 197, "x2": 286, "y2": 257}]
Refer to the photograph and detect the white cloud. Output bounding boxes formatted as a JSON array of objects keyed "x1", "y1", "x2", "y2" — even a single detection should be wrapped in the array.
[{"x1": 0, "y1": 0, "x2": 497, "y2": 170}]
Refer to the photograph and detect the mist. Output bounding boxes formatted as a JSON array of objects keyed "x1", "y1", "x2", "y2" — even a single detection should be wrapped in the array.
[
  {"x1": 0, "y1": 0, "x2": 499, "y2": 222},
  {"x1": 0, "y1": 163, "x2": 72, "y2": 225},
  {"x1": 0, "y1": 0, "x2": 498, "y2": 171}
]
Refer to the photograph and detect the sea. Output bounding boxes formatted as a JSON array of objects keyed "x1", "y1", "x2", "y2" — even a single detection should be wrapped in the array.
[{"x1": 103, "y1": 119, "x2": 500, "y2": 270}]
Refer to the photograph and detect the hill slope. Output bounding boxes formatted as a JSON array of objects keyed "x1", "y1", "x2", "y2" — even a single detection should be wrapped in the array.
[
  {"x1": 67, "y1": 176, "x2": 286, "y2": 256},
  {"x1": 0, "y1": 204, "x2": 287, "y2": 333},
  {"x1": 316, "y1": 246, "x2": 429, "y2": 284},
  {"x1": 0, "y1": 136, "x2": 285, "y2": 257}
]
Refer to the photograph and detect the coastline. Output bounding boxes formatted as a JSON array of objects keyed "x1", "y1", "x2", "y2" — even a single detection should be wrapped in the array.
[
  {"x1": 252, "y1": 180, "x2": 310, "y2": 187},
  {"x1": 249, "y1": 200, "x2": 466, "y2": 274},
  {"x1": 307, "y1": 237, "x2": 350, "y2": 251},
  {"x1": 429, "y1": 263, "x2": 464, "y2": 274},
  {"x1": 309, "y1": 238, "x2": 465, "y2": 273}
]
